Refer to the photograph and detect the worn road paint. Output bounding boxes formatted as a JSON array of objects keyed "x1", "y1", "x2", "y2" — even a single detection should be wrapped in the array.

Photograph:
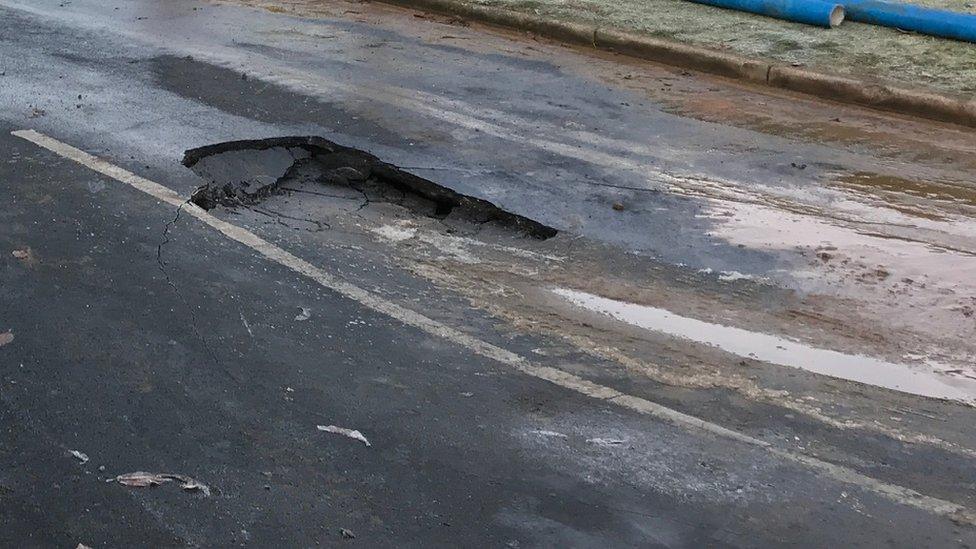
[
  {"x1": 554, "y1": 287, "x2": 976, "y2": 402},
  {"x1": 12, "y1": 128, "x2": 975, "y2": 524}
]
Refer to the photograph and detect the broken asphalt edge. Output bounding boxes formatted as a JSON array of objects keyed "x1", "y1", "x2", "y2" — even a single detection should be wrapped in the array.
[
  {"x1": 374, "y1": 0, "x2": 976, "y2": 129},
  {"x1": 182, "y1": 135, "x2": 559, "y2": 238}
]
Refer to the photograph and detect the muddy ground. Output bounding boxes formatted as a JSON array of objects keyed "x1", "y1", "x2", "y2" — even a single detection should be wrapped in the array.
[{"x1": 228, "y1": 0, "x2": 976, "y2": 94}]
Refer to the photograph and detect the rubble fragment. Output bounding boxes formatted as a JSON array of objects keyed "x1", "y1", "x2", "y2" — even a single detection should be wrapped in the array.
[
  {"x1": 11, "y1": 248, "x2": 38, "y2": 268},
  {"x1": 112, "y1": 471, "x2": 211, "y2": 496},
  {"x1": 317, "y1": 425, "x2": 371, "y2": 447}
]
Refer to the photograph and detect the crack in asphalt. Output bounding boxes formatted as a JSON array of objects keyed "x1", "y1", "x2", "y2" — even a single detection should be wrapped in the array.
[
  {"x1": 278, "y1": 186, "x2": 361, "y2": 200},
  {"x1": 352, "y1": 185, "x2": 371, "y2": 212},
  {"x1": 155, "y1": 199, "x2": 240, "y2": 383},
  {"x1": 249, "y1": 205, "x2": 331, "y2": 231}
]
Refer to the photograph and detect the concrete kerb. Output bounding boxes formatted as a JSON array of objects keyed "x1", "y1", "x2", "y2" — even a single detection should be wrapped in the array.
[
  {"x1": 375, "y1": 0, "x2": 976, "y2": 128},
  {"x1": 593, "y1": 27, "x2": 770, "y2": 83},
  {"x1": 767, "y1": 66, "x2": 976, "y2": 126}
]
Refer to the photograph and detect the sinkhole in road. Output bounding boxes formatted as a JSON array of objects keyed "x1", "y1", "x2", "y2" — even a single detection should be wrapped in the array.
[{"x1": 182, "y1": 136, "x2": 557, "y2": 239}]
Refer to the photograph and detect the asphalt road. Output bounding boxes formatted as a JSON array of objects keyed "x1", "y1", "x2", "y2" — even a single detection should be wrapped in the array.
[{"x1": 2, "y1": 0, "x2": 976, "y2": 546}]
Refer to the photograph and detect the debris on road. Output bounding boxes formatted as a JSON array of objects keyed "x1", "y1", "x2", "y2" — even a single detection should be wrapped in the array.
[
  {"x1": 76, "y1": 544, "x2": 92, "y2": 549},
  {"x1": 69, "y1": 450, "x2": 89, "y2": 464},
  {"x1": 11, "y1": 247, "x2": 38, "y2": 268},
  {"x1": 317, "y1": 425, "x2": 371, "y2": 447},
  {"x1": 0, "y1": 332, "x2": 12, "y2": 348},
  {"x1": 240, "y1": 312, "x2": 254, "y2": 337},
  {"x1": 294, "y1": 307, "x2": 312, "y2": 321},
  {"x1": 340, "y1": 528, "x2": 356, "y2": 539},
  {"x1": 113, "y1": 471, "x2": 165, "y2": 487},
  {"x1": 531, "y1": 430, "x2": 568, "y2": 438},
  {"x1": 612, "y1": 202, "x2": 625, "y2": 211},
  {"x1": 586, "y1": 438, "x2": 626, "y2": 447},
  {"x1": 112, "y1": 471, "x2": 211, "y2": 496},
  {"x1": 27, "y1": 106, "x2": 45, "y2": 118}
]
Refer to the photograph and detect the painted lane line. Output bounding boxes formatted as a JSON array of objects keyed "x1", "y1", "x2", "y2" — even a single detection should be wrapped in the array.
[{"x1": 11, "y1": 128, "x2": 974, "y2": 524}]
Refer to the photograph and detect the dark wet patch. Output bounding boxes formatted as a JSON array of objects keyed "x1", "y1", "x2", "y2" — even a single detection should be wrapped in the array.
[
  {"x1": 420, "y1": 41, "x2": 566, "y2": 77},
  {"x1": 150, "y1": 55, "x2": 405, "y2": 146},
  {"x1": 254, "y1": 14, "x2": 567, "y2": 78},
  {"x1": 184, "y1": 136, "x2": 558, "y2": 239}
]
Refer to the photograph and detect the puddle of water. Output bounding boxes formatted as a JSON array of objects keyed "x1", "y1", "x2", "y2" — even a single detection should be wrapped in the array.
[
  {"x1": 702, "y1": 194, "x2": 976, "y2": 351},
  {"x1": 553, "y1": 288, "x2": 976, "y2": 403}
]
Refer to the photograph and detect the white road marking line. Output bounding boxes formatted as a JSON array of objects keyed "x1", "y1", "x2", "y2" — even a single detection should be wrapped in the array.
[{"x1": 12, "y1": 128, "x2": 974, "y2": 524}]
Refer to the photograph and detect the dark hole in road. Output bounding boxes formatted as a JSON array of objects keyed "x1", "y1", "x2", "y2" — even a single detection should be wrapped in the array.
[{"x1": 183, "y1": 136, "x2": 557, "y2": 239}]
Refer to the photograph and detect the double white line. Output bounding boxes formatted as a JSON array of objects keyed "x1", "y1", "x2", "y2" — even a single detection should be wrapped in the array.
[{"x1": 12, "y1": 128, "x2": 973, "y2": 525}]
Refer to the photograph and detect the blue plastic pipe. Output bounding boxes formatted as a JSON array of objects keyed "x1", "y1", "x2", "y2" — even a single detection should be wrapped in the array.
[
  {"x1": 687, "y1": 0, "x2": 845, "y2": 27},
  {"x1": 843, "y1": 0, "x2": 976, "y2": 43}
]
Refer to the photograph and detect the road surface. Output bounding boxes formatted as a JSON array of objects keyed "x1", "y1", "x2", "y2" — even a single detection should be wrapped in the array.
[{"x1": 2, "y1": 0, "x2": 976, "y2": 546}]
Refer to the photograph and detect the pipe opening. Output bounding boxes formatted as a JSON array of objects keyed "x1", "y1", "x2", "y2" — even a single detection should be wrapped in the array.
[{"x1": 829, "y1": 5, "x2": 845, "y2": 27}]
